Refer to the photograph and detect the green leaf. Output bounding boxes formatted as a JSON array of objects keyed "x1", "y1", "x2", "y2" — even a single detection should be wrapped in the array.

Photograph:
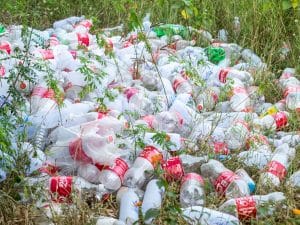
[
  {"x1": 282, "y1": 0, "x2": 292, "y2": 10},
  {"x1": 291, "y1": 0, "x2": 299, "y2": 9},
  {"x1": 144, "y1": 208, "x2": 160, "y2": 221}
]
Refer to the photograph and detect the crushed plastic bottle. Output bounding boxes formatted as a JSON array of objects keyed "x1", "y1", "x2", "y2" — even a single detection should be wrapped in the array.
[
  {"x1": 219, "y1": 192, "x2": 286, "y2": 220},
  {"x1": 201, "y1": 159, "x2": 250, "y2": 198}
]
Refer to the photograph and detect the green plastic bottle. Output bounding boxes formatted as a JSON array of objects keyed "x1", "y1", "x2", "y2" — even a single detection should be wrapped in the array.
[
  {"x1": 0, "y1": 24, "x2": 6, "y2": 36},
  {"x1": 152, "y1": 24, "x2": 190, "y2": 39}
]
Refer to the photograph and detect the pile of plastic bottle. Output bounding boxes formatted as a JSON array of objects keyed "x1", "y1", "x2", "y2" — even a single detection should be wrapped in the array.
[{"x1": 0, "y1": 15, "x2": 299, "y2": 225}]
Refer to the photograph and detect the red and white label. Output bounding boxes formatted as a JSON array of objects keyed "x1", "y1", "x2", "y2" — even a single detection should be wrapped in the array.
[
  {"x1": 123, "y1": 41, "x2": 132, "y2": 48},
  {"x1": 69, "y1": 50, "x2": 77, "y2": 59},
  {"x1": 280, "y1": 72, "x2": 294, "y2": 80},
  {"x1": 283, "y1": 86, "x2": 300, "y2": 98},
  {"x1": 77, "y1": 20, "x2": 93, "y2": 30},
  {"x1": 77, "y1": 33, "x2": 89, "y2": 46},
  {"x1": 214, "y1": 171, "x2": 240, "y2": 195},
  {"x1": 173, "y1": 77, "x2": 186, "y2": 91},
  {"x1": 272, "y1": 112, "x2": 288, "y2": 129},
  {"x1": 214, "y1": 142, "x2": 229, "y2": 155},
  {"x1": 39, "y1": 49, "x2": 54, "y2": 60},
  {"x1": 39, "y1": 163, "x2": 59, "y2": 176},
  {"x1": 142, "y1": 115, "x2": 156, "y2": 128},
  {"x1": 174, "y1": 111, "x2": 184, "y2": 126},
  {"x1": 49, "y1": 35, "x2": 60, "y2": 46},
  {"x1": 139, "y1": 146, "x2": 163, "y2": 167},
  {"x1": 124, "y1": 87, "x2": 139, "y2": 101},
  {"x1": 219, "y1": 68, "x2": 231, "y2": 83},
  {"x1": 235, "y1": 196, "x2": 257, "y2": 220},
  {"x1": 0, "y1": 65, "x2": 5, "y2": 77},
  {"x1": 235, "y1": 120, "x2": 250, "y2": 131},
  {"x1": 106, "y1": 158, "x2": 129, "y2": 181},
  {"x1": 49, "y1": 176, "x2": 73, "y2": 202},
  {"x1": 31, "y1": 86, "x2": 55, "y2": 99},
  {"x1": 246, "y1": 134, "x2": 269, "y2": 149},
  {"x1": 181, "y1": 173, "x2": 204, "y2": 185},
  {"x1": 232, "y1": 87, "x2": 247, "y2": 95},
  {"x1": 211, "y1": 92, "x2": 219, "y2": 103},
  {"x1": 266, "y1": 160, "x2": 287, "y2": 180},
  {"x1": 162, "y1": 156, "x2": 185, "y2": 181},
  {"x1": 68, "y1": 138, "x2": 93, "y2": 164},
  {"x1": 98, "y1": 111, "x2": 108, "y2": 119},
  {"x1": 0, "y1": 41, "x2": 11, "y2": 55}
]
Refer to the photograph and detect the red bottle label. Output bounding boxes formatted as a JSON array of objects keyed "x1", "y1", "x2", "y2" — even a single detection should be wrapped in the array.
[
  {"x1": 162, "y1": 156, "x2": 185, "y2": 181},
  {"x1": 139, "y1": 146, "x2": 163, "y2": 167},
  {"x1": 266, "y1": 160, "x2": 287, "y2": 180},
  {"x1": 39, "y1": 49, "x2": 54, "y2": 60},
  {"x1": 78, "y1": 20, "x2": 93, "y2": 29},
  {"x1": 174, "y1": 111, "x2": 184, "y2": 126},
  {"x1": 68, "y1": 138, "x2": 93, "y2": 164},
  {"x1": 0, "y1": 41, "x2": 11, "y2": 54},
  {"x1": 219, "y1": 68, "x2": 231, "y2": 83},
  {"x1": 49, "y1": 176, "x2": 73, "y2": 203},
  {"x1": 124, "y1": 87, "x2": 139, "y2": 101},
  {"x1": 31, "y1": 86, "x2": 55, "y2": 99},
  {"x1": 49, "y1": 36, "x2": 60, "y2": 46},
  {"x1": 283, "y1": 86, "x2": 300, "y2": 98},
  {"x1": 235, "y1": 196, "x2": 257, "y2": 220},
  {"x1": 246, "y1": 134, "x2": 269, "y2": 149},
  {"x1": 0, "y1": 65, "x2": 5, "y2": 77},
  {"x1": 106, "y1": 158, "x2": 129, "y2": 181},
  {"x1": 181, "y1": 172, "x2": 204, "y2": 185},
  {"x1": 98, "y1": 112, "x2": 108, "y2": 119},
  {"x1": 69, "y1": 50, "x2": 77, "y2": 59},
  {"x1": 142, "y1": 115, "x2": 156, "y2": 128},
  {"x1": 214, "y1": 142, "x2": 229, "y2": 155},
  {"x1": 235, "y1": 120, "x2": 250, "y2": 131},
  {"x1": 77, "y1": 33, "x2": 89, "y2": 46},
  {"x1": 38, "y1": 163, "x2": 59, "y2": 176},
  {"x1": 173, "y1": 77, "x2": 186, "y2": 91},
  {"x1": 123, "y1": 41, "x2": 132, "y2": 48},
  {"x1": 272, "y1": 112, "x2": 288, "y2": 129},
  {"x1": 213, "y1": 171, "x2": 239, "y2": 195}
]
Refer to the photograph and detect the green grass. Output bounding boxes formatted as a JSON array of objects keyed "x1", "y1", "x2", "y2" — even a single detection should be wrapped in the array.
[{"x1": 0, "y1": 0, "x2": 300, "y2": 224}]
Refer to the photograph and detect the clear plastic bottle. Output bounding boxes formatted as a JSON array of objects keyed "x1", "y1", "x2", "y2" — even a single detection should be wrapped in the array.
[
  {"x1": 119, "y1": 188, "x2": 139, "y2": 225},
  {"x1": 224, "y1": 120, "x2": 250, "y2": 150},
  {"x1": 98, "y1": 157, "x2": 129, "y2": 191},
  {"x1": 219, "y1": 192, "x2": 286, "y2": 220},
  {"x1": 182, "y1": 205, "x2": 239, "y2": 225},
  {"x1": 142, "y1": 179, "x2": 165, "y2": 224},
  {"x1": 253, "y1": 111, "x2": 289, "y2": 131},
  {"x1": 287, "y1": 170, "x2": 300, "y2": 188},
  {"x1": 241, "y1": 49, "x2": 263, "y2": 66},
  {"x1": 27, "y1": 175, "x2": 108, "y2": 202},
  {"x1": 180, "y1": 173, "x2": 205, "y2": 207},
  {"x1": 77, "y1": 163, "x2": 102, "y2": 184},
  {"x1": 217, "y1": 67, "x2": 253, "y2": 85},
  {"x1": 172, "y1": 75, "x2": 193, "y2": 94},
  {"x1": 260, "y1": 143, "x2": 295, "y2": 187},
  {"x1": 124, "y1": 146, "x2": 163, "y2": 188},
  {"x1": 235, "y1": 168, "x2": 256, "y2": 194},
  {"x1": 201, "y1": 159, "x2": 250, "y2": 199},
  {"x1": 195, "y1": 88, "x2": 219, "y2": 112}
]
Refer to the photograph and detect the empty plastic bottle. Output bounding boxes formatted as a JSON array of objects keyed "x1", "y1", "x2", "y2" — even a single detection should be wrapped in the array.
[
  {"x1": 287, "y1": 170, "x2": 300, "y2": 188},
  {"x1": 27, "y1": 175, "x2": 108, "y2": 202},
  {"x1": 119, "y1": 188, "x2": 139, "y2": 225},
  {"x1": 235, "y1": 168, "x2": 256, "y2": 194},
  {"x1": 201, "y1": 159, "x2": 250, "y2": 198},
  {"x1": 219, "y1": 192, "x2": 286, "y2": 220},
  {"x1": 142, "y1": 179, "x2": 165, "y2": 224},
  {"x1": 182, "y1": 205, "x2": 239, "y2": 225},
  {"x1": 260, "y1": 143, "x2": 295, "y2": 187},
  {"x1": 98, "y1": 157, "x2": 129, "y2": 191},
  {"x1": 172, "y1": 75, "x2": 193, "y2": 94},
  {"x1": 124, "y1": 146, "x2": 163, "y2": 188},
  {"x1": 180, "y1": 173, "x2": 205, "y2": 207},
  {"x1": 253, "y1": 111, "x2": 289, "y2": 131},
  {"x1": 224, "y1": 120, "x2": 250, "y2": 150}
]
